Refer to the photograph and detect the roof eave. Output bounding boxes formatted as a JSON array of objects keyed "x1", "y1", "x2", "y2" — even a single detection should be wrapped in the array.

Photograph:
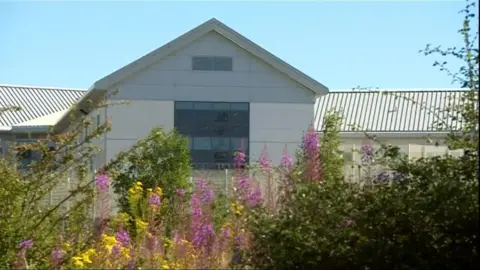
[
  {"x1": 0, "y1": 125, "x2": 51, "y2": 134},
  {"x1": 53, "y1": 86, "x2": 106, "y2": 133}
]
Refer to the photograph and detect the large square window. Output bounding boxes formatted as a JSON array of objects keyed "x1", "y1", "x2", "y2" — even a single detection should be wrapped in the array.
[{"x1": 174, "y1": 101, "x2": 249, "y2": 168}]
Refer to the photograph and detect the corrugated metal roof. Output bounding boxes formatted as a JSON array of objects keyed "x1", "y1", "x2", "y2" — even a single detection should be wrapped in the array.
[
  {"x1": 314, "y1": 89, "x2": 469, "y2": 133},
  {"x1": 0, "y1": 84, "x2": 86, "y2": 127}
]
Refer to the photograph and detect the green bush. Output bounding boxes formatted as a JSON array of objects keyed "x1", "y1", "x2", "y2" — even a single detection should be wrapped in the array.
[
  {"x1": 107, "y1": 127, "x2": 191, "y2": 236},
  {"x1": 246, "y1": 133, "x2": 478, "y2": 270},
  {"x1": 109, "y1": 127, "x2": 191, "y2": 213},
  {"x1": 244, "y1": 2, "x2": 479, "y2": 266}
]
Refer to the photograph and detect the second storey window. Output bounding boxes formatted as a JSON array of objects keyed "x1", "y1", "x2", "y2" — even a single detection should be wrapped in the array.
[
  {"x1": 192, "y1": 56, "x2": 233, "y2": 71},
  {"x1": 174, "y1": 101, "x2": 249, "y2": 169}
]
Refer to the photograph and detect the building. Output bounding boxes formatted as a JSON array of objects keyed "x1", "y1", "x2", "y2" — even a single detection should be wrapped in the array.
[{"x1": 0, "y1": 18, "x2": 468, "y2": 208}]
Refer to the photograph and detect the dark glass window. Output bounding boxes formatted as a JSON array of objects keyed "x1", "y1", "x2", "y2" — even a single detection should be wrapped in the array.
[
  {"x1": 192, "y1": 56, "x2": 233, "y2": 71},
  {"x1": 192, "y1": 57, "x2": 213, "y2": 71},
  {"x1": 174, "y1": 101, "x2": 249, "y2": 169}
]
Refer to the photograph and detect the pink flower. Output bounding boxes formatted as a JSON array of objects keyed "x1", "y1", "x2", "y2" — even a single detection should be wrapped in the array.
[
  {"x1": 19, "y1": 239, "x2": 33, "y2": 249},
  {"x1": 280, "y1": 145, "x2": 293, "y2": 168},
  {"x1": 51, "y1": 248, "x2": 62, "y2": 266},
  {"x1": 95, "y1": 173, "x2": 109, "y2": 192},
  {"x1": 234, "y1": 151, "x2": 246, "y2": 168},
  {"x1": 258, "y1": 145, "x2": 272, "y2": 173},
  {"x1": 115, "y1": 228, "x2": 130, "y2": 246},
  {"x1": 246, "y1": 187, "x2": 262, "y2": 207},
  {"x1": 148, "y1": 194, "x2": 161, "y2": 208},
  {"x1": 176, "y1": 188, "x2": 186, "y2": 196}
]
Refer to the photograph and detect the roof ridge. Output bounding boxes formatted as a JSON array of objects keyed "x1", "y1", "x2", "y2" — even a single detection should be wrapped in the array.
[
  {"x1": 0, "y1": 84, "x2": 87, "y2": 91},
  {"x1": 328, "y1": 88, "x2": 468, "y2": 93}
]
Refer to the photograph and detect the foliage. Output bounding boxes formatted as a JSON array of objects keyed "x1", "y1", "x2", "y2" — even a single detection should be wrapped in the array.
[
  {"x1": 0, "y1": 1, "x2": 477, "y2": 269},
  {"x1": 243, "y1": 1, "x2": 479, "y2": 269},
  {"x1": 107, "y1": 127, "x2": 191, "y2": 220},
  {"x1": 0, "y1": 96, "x2": 112, "y2": 268}
]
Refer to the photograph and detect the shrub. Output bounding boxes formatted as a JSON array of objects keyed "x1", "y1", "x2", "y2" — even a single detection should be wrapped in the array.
[
  {"x1": 243, "y1": 1, "x2": 478, "y2": 269},
  {"x1": 108, "y1": 127, "x2": 191, "y2": 230}
]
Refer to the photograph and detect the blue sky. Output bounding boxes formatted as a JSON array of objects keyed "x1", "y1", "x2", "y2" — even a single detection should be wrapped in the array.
[{"x1": 0, "y1": 1, "x2": 476, "y2": 90}]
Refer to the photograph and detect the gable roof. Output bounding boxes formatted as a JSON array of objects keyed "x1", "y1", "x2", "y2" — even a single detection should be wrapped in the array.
[
  {"x1": 54, "y1": 18, "x2": 329, "y2": 133},
  {"x1": 314, "y1": 89, "x2": 468, "y2": 134},
  {"x1": 0, "y1": 84, "x2": 86, "y2": 132},
  {"x1": 92, "y1": 18, "x2": 329, "y2": 95}
]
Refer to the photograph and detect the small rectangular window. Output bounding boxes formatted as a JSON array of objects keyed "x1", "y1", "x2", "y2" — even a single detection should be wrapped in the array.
[
  {"x1": 192, "y1": 57, "x2": 213, "y2": 71},
  {"x1": 192, "y1": 56, "x2": 232, "y2": 71},
  {"x1": 213, "y1": 57, "x2": 233, "y2": 71}
]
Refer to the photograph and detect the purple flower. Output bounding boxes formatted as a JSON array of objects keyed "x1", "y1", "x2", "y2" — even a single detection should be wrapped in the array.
[
  {"x1": 148, "y1": 194, "x2": 161, "y2": 208},
  {"x1": 19, "y1": 239, "x2": 33, "y2": 249},
  {"x1": 361, "y1": 141, "x2": 375, "y2": 163},
  {"x1": 176, "y1": 188, "x2": 186, "y2": 196},
  {"x1": 236, "y1": 177, "x2": 249, "y2": 193},
  {"x1": 303, "y1": 126, "x2": 319, "y2": 155},
  {"x1": 192, "y1": 224, "x2": 216, "y2": 249},
  {"x1": 246, "y1": 187, "x2": 262, "y2": 207},
  {"x1": 234, "y1": 151, "x2": 246, "y2": 168},
  {"x1": 201, "y1": 188, "x2": 215, "y2": 204},
  {"x1": 258, "y1": 145, "x2": 271, "y2": 172},
  {"x1": 220, "y1": 227, "x2": 231, "y2": 238},
  {"x1": 191, "y1": 195, "x2": 203, "y2": 218},
  {"x1": 234, "y1": 235, "x2": 245, "y2": 247},
  {"x1": 115, "y1": 228, "x2": 130, "y2": 246},
  {"x1": 95, "y1": 173, "x2": 109, "y2": 192},
  {"x1": 196, "y1": 178, "x2": 207, "y2": 190},
  {"x1": 280, "y1": 145, "x2": 293, "y2": 168},
  {"x1": 51, "y1": 248, "x2": 62, "y2": 265},
  {"x1": 303, "y1": 125, "x2": 322, "y2": 182}
]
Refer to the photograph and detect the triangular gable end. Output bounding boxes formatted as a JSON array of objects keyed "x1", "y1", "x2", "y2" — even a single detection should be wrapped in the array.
[{"x1": 92, "y1": 18, "x2": 329, "y2": 96}]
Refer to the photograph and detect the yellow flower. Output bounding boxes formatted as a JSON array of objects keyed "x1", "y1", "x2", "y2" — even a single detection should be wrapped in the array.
[
  {"x1": 129, "y1": 182, "x2": 144, "y2": 196},
  {"x1": 161, "y1": 264, "x2": 170, "y2": 269},
  {"x1": 85, "y1": 248, "x2": 96, "y2": 256},
  {"x1": 136, "y1": 218, "x2": 148, "y2": 232},
  {"x1": 154, "y1": 186, "x2": 163, "y2": 196},
  {"x1": 230, "y1": 203, "x2": 244, "y2": 216},
  {"x1": 116, "y1": 212, "x2": 131, "y2": 226},
  {"x1": 101, "y1": 234, "x2": 117, "y2": 252},
  {"x1": 62, "y1": 242, "x2": 71, "y2": 250},
  {"x1": 163, "y1": 238, "x2": 173, "y2": 249},
  {"x1": 120, "y1": 247, "x2": 130, "y2": 259},
  {"x1": 72, "y1": 256, "x2": 84, "y2": 268}
]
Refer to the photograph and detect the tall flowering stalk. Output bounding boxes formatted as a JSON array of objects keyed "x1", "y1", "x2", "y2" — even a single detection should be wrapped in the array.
[
  {"x1": 258, "y1": 145, "x2": 275, "y2": 209},
  {"x1": 190, "y1": 179, "x2": 216, "y2": 261},
  {"x1": 303, "y1": 125, "x2": 322, "y2": 183},
  {"x1": 95, "y1": 172, "x2": 110, "y2": 234},
  {"x1": 360, "y1": 140, "x2": 376, "y2": 184}
]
